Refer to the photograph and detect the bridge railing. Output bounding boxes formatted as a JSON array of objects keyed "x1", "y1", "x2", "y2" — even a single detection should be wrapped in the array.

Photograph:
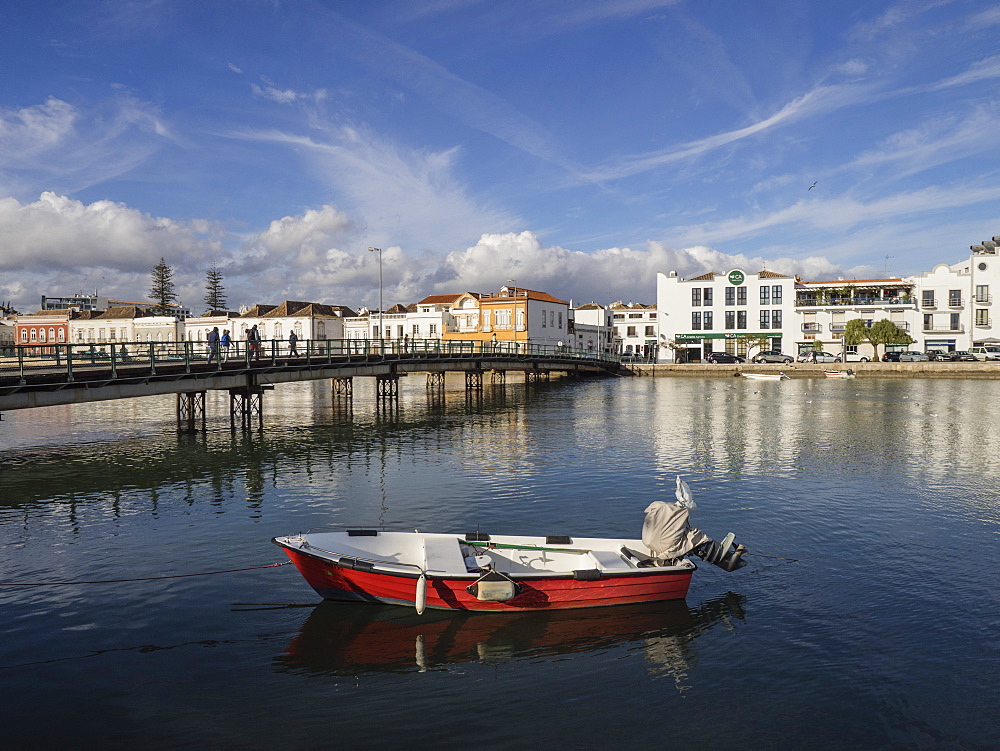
[{"x1": 0, "y1": 338, "x2": 622, "y2": 385}]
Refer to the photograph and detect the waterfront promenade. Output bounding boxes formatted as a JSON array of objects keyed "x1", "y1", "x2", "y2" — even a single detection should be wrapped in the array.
[{"x1": 627, "y1": 361, "x2": 1000, "y2": 377}]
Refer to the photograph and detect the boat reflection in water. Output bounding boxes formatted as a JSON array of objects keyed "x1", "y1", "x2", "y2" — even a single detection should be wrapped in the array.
[{"x1": 276, "y1": 592, "x2": 746, "y2": 679}]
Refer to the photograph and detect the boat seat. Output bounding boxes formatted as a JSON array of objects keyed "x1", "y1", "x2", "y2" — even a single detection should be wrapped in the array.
[
  {"x1": 588, "y1": 549, "x2": 636, "y2": 572},
  {"x1": 422, "y1": 537, "x2": 468, "y2": 575}
]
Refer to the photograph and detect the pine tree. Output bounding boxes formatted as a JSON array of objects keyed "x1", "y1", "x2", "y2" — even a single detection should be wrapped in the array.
[
  {"x1": 204, "y1": 265, "x2": 227, "y2": 312},
  {"x1": 149, "y1": 257, "x2": 177, "y2": 314}
]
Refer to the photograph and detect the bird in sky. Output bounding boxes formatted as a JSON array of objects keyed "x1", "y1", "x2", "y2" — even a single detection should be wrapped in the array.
[{"x1": 808, "y1": 181, "x2": 818, "y2": 190}]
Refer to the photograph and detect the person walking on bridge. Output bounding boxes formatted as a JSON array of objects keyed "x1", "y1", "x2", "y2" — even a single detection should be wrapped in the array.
[
  {"x1": 207, "y1": 326, "x2": 221, "y2": 366},
  {"x1": 288, "y1": 330, "x2": 299, "y2": 357}
]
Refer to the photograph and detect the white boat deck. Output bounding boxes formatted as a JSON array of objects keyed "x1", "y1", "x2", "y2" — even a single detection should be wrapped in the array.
[{"x1": 277, "y1": 530, "x2": 690, "y2": 577}]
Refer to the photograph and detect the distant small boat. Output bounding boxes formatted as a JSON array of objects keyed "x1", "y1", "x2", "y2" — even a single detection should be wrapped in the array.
[
  {"x1": 824, "y1": 369, "x2": 855, "y2": 379},
  {"x1": 740, "y1": 372, "x2": 789, "y2": 381}
]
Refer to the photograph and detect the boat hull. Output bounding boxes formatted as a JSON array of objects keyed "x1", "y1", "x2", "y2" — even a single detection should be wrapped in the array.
[{"x1": 278, "y1": 543, "x2": 693, "y2": 612}]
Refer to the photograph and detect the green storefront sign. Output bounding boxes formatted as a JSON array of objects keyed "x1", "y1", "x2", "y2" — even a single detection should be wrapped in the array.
[
  {"x1": 675, "y1": 333, "x2": 772, "y2": 340},
  {"x1": 728, "y1": 269, "x2": 745, "y2": 285}
]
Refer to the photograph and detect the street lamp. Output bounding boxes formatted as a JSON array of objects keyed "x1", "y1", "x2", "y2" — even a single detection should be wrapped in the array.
[{"x1": 368, "y1": 247, "x2": 383, "y2": 344}]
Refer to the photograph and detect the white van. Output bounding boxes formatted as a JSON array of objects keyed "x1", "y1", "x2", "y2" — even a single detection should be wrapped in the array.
[{"x1": 968, "y1": 346, "x2": 1000, "y2": 361}]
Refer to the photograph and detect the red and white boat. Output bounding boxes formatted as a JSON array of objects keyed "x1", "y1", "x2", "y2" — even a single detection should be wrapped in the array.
[{"x1": 273, "y1": 529, "x2": 698, "y2": 613}]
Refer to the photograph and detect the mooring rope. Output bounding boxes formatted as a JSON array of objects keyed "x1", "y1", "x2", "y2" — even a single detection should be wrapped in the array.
[{"x1": 0, "y1": 560, "x2": 292, "y2": 587}]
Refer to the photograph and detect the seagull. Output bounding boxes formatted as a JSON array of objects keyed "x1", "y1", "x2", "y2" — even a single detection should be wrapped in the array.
[{"x1": 808, "y1": 181, "x2": 818, "y2": 190}]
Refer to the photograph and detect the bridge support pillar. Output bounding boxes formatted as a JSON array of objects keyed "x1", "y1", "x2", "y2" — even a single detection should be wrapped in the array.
[
  {"x1": 176, "y1": 391, "x2": 206, "y2": 433},
  {"x1": 426, "y1": 372, "x2": 445, "y2": 389},
  {"x1": 465, "y1": 370, "x2": 484, "y2": 391},
  {"x1": 229, "y1": 386, "x2": 268, "y2": 429},
  {"x1": 525, "y1": 370, "x2": 549, "y2": 385},
  {"x1": 376, "y1": 375, "x2": 399, "y2": 401},
  {"x1": 332, "y1": 377, "x2": 353, "y2": 397},
  {"x1": 490, "y1": 369, "x2": 505, "y2": 385}
]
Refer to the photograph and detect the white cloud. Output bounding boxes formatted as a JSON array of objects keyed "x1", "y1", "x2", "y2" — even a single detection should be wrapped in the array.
[{"x1": 0, "y1": 94, "x2": 170, "y2": 198}]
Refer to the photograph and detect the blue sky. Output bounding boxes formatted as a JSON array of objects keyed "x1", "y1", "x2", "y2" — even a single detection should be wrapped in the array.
[{"x1": 2, "y1": 0, "x2": 1000, "y2": 314}]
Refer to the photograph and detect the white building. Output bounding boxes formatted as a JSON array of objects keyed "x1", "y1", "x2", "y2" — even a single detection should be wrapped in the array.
[
  {"x1": 610, "y1": 302, "x2": 658, "y2": 358},
  {"x1": 234, "y1": 301, "x2": 356, "y2": 353},
  {"x1": 570, "y1": 303, "x2": 616, "y2": 353},
  {"x1": 656, "y1": 242, "x2": 1000, "y2": 361}
]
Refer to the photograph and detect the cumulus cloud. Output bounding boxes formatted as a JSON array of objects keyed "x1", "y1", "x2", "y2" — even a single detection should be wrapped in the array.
[{"x1": 438, "y1": 231, "x2": 855, "y2": 304}]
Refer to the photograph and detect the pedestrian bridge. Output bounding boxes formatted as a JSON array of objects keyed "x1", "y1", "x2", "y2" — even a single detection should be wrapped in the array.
[{"x1": 0, "y1": 338, "x2": 628, "y2": 415}]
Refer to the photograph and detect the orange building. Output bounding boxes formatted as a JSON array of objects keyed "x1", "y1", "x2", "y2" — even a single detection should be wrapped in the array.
[{"x1": 442, "y1": 285, "x2": 568, "y2": 347}]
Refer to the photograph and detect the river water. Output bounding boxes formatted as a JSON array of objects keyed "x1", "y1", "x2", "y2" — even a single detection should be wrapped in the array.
[{"x1": 1, "y1": 374, "x2": 997, "y2": 749}]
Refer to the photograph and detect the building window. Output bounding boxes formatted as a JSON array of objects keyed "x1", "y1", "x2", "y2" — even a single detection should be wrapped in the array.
[
  {"x1": 703, "y1": 312, "x2": 713, "y2": 330},
  {"x1": 690, "y1": 314, "x2": 701, "y2": 331},
  {"x1": 950, "y1": 313, "x2": 961, "y2": 331},
  {"x1": 550, "y1": 311, "x2": 555, "y2": 327},
  {"x1": 976, "y1": 309, "x2": 989, "y2": 326},
  {"x1": 542, "y1": 312, "x2": 547, "y2": 328},
  {"x1": 737, "y1": 311, "x2": 747, "y2": 329},
  {"x1": 736, "y1": 287, "x2": 747, "y2": 305},
  {"x1": 976, "y1": 285, "x2": 989, "y2": 303},
  {"x1": 949, "y1": 290, "x2": 962, "y2": 306},
  {"x1": 20, "y1": 329, "x2": 28, "y2": 342},
  {"x1": 923, "y1": 314, "x2": 933, "y2": 330},
  {"x1": 558, "y1": 312, "x2": 562, "y2": 328},
  {"x1": 704, "y1": 288, "x2": 713, "y2": 306},
  {"x1": 772, "y1": 310, "x2": 782, "y2": 329},
  {"x1": 760, "y1": 310, "x2": 770, "y2": 329},
  {"x1": 922, "y1": 291, "x2": 935, "y2": 307},
  {"x1": 725, "y1": 311, "x2": 735, "y2": 329},
  {"x1": 516, "y1": 310, "x2": 525, "y2": 329},
  {"x1": 412, "y1": 324, "x2": 420, "y2": 335},
  {"x1": 760, "y1": 287, "x2": 770, "y2": 305},
  {"x1": 692, "y1": 288, "x2": 702, "y2": 306},
  {"x1": 772, "y1": 286, "x2": 783, "y2": 303},
  {"x1": 645, "y1": 325, "x2": 655, "y2": 336},
  {"x1": 372, "y1": 326, "x2": 379, "y2": 337},
  {"x1": 627, "y1": 325, "x2": 638, "y2": 336},
  {"x1": 725, "y1": 288, "x2": 735, "y2": 306}
]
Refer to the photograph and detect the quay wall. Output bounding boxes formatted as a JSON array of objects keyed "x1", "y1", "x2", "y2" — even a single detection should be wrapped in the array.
[{"x1": 625, "y1": 362, "x2": 1000, "y2": 378}]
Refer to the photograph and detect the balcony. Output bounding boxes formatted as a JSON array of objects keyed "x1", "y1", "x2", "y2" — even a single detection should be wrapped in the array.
[
  {"x1": 829, "y1": 323, "x2": 847, "y2": 333},
  {"x1": 948, "y1": 298, "x2": 964, "y2": 308},
  {"x1": 975, "y1": 295, "x2": 992, "y2": 305},
  {"x1": 796, "y1": 296, "x2": 915, "y2": 308},
  {"x1": 922, "y1": 324, "x2": 965, "y2": 333},
  {"x1": 801, "y1": 322, "x2": 822, "y2": 333},
  {"x1": 975, "y1": 319, "x2": 991, "y2": 328},
  {"x1": 921, "y1": 300, "x2": 937, "y2": 309}
]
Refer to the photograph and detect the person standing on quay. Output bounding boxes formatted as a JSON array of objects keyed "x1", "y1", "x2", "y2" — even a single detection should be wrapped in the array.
[
  {"x1": 207, "y1": 326, "x2": 221, "y2": 366},
  {"x1": 288, "y1": 330, "x2": 299, "y2": 357}
]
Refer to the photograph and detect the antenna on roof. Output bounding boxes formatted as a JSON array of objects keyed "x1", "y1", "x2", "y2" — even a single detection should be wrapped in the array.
[{"x1": 883, "y1": 255, "x2": 893, "y2": 275}]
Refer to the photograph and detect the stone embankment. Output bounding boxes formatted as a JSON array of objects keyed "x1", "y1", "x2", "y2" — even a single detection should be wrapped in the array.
[{"x1": 625, "y1": 362, "x2": 1000, "y2": 378}]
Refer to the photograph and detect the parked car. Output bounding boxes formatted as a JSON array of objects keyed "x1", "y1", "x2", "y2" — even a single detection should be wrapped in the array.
[
  {"x1": 899, "y1": 351, "x2": 930, "y2": 362},
  {"x1": 925, "y1": 349, "x2": 950, "y2": 361},
  {"x1": 968, "y1": 346, "x2": 1000, "y2": 361},
  {"x1": 882, "y1": 351, "x2": 903, "y2": 362},
  {"x1": 841, "y1": 352, "x2": 872, "y2": 362},
  {"x1": 705, "y1": 352, "x2": 745, "y2": 364},
  {"x1": 951, "y1": 351, "x2": 977, "y2": 361},
  {"x1": 752, "y1": 350, "x2": 793, "y2": 364},
  {"x1": 796, "y1": 351, "x2": 841, "y2": 363}
]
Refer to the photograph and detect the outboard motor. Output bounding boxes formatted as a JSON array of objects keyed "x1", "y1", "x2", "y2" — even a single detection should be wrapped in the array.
[{"x1": 694, "y1": 538, "x2": 748, "y2": 572}]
